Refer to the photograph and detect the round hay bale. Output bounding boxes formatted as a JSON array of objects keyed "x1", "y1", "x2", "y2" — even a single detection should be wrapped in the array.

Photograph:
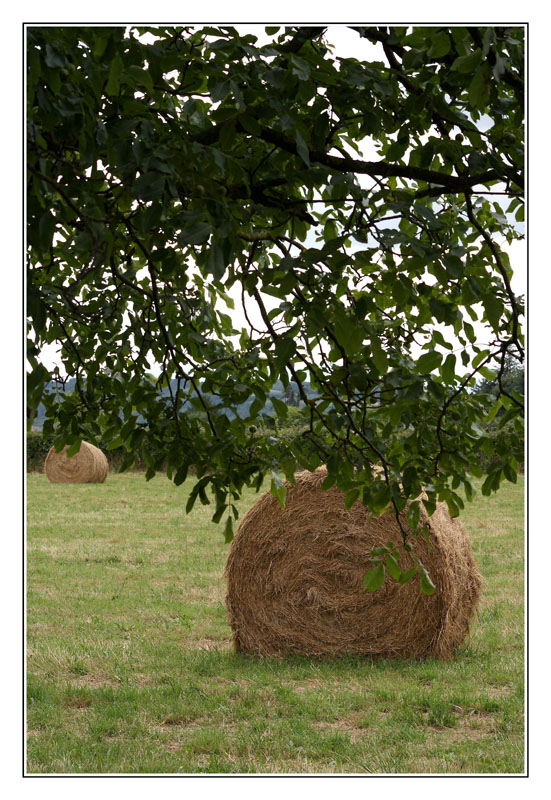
[
  {"x1": 225, "y1": 468, "x2": 481, "y2": 661},
  {"x1": 44, "y1": 441, "x2": 108, "y2": 484}
]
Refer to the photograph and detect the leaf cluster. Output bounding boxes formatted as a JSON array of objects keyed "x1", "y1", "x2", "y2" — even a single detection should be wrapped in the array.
[{"x1": 27, "y1": 25, "x2": 524, "y2": 565}]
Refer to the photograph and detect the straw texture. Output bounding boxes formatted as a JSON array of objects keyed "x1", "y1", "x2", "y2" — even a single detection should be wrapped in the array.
[
  {"x1": 44, "y1": 441, "x2": 108, "y2": 484},
  {"x1": 225, "y1": 468, "x2": 481, "y2": 661}
]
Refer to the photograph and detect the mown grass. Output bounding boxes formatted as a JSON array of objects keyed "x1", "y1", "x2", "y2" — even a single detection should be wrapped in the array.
[{"x1": 26, "y1": 471, "x2": 525, "y2": 774}]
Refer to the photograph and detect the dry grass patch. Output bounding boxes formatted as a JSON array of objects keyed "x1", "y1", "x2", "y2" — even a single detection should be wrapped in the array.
[
  {"x1": 185, "y1": 584, "x2": 225, "y2": 604},
  {"x1": 71, "y1": 672, "x2": 121, "y2": 688},
  {"x1": 64, "y1": 694, "x2": 94, "y2": 709},
  {"x1": 425, "y1": 712, "x2": 496, "y2": 744},
  {"x1": 314, "y1": 718, "x2": 371, "y2": 744},
  {"x1": 159, "y1": 713, "x2": 204, "y2": 727},
  {"x1": 291, "y1": 680, "x2": 324, "y2": 694},
  {"x1": 186, "y1": 637, "x2": 232, "y2": 651},
  {"x1": 486, "y1": 686, "x2": 513, "y2": 699}
]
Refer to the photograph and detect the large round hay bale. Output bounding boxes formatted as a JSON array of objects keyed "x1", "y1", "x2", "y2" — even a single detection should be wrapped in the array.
[
  {"x1": 44, "y1": 441, "x2": 108, "y2": 484},
  {"x1": 225, "y1": 468, "x2": 481, "y2": 661}
]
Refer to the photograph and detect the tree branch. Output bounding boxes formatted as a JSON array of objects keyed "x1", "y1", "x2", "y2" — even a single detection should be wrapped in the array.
[
  {"x1": 194, "y1": 121, "x2": 509, "y2": 192},
  {"x1": 279, "y1": 26, "x2": 328, "y2": 53}
]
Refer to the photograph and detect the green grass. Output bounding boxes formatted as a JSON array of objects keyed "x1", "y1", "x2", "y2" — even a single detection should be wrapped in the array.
[{"x1": 26, "y1": 471, "x2": 525, "y2": 774}]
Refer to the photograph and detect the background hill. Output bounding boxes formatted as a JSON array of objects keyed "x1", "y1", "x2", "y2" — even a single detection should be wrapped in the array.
[{"x1": 31, "y1": 377, "x2": 316, "y2": 429}]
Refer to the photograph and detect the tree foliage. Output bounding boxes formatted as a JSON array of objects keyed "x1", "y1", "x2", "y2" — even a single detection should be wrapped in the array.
[
  {"x1": 27, "y1": 25, "x2": 524, "y2": 548},
  {"x1": 475, "y1": 353, "x2": 524, "y2": 402}
]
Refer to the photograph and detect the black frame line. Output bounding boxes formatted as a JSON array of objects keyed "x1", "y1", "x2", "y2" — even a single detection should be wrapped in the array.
[{"x1": 22, "y1": 18, "x2": 529, "y2": 779}]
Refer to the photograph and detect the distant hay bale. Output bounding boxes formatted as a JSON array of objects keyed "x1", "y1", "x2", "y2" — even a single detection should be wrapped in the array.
[
  {"x1": 44, "y1": 441, "x2": 108, "y2": 484},
  {"x1": 225, "y1": 467, "x2": 481, "y2": 661}
]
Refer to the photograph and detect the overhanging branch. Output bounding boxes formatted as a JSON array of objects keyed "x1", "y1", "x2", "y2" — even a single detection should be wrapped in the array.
[{"x1": 194, "y1": 121, "x2": 515, "y2": 193}]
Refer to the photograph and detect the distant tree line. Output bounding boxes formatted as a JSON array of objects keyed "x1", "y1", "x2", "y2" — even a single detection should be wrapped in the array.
[
  {"x1": 28, "y1": 360, "x2": 523, "y2": 474},
  {"x1": 474, "y1": 355, "x2": 524, "y2": 472}
]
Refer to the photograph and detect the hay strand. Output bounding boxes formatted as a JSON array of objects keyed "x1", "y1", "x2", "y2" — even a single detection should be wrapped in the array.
[
  {"x1": 225, "y1": 467, "x2": 481, "y2": 661},
  {"x1": 44, "y1": 441, "x2": 108, "y2": 484}
]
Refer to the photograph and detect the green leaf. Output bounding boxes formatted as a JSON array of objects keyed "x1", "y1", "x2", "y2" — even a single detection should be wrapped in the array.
[
  {"x1": 420, "y1": 566, "x2": 436, "y2": 595},
  {"x1": 345, "y1": 489, "x2": 360, "y2": 510},
  {"x1": 142, "y1": 448, "x2": 154, "y2": 469},
  {"x1": 386, "y1": 554, "x2": 401, "y2": 581},
  {"x1": 128, "y1": 65, "x2": 154, "y2": 94},
  {"x1": 498, "y1": 406, "x2": 522, "y2": 428},
  {"x1": 487, "y1": 399, "x2": 502, "y2": 424},
  {"x1": 472, "y1": 350, "x2": 490, "y2": 369},
  {"x1": 45, "y1": 43, "x2": 65, "y2": 68},
  {"x1": 295, "y1": 130, "x2": 310, "y2": 167},
  {"x1": 334, "y1": 308, "x2": 364, "y2": 353},
  {"x1": 450, "y1": 27, "x2": 471, "y2": 54},
  {"x1": 211, "y1": 503, "x2": 227, "y2": 524},
  {"x1": 402, "y1": 48, "x2": 425, "y2": 70},
  {"x1": 441, "y1": 353, "x2": 456, "y2": 384},
  {"x1": 479, "y1": 436, "x2": 494, "y2": 458},
  {"x1": 398, "y1": 565, "x2": 418, "y2": 584},
  {"x1": 271, "y1": 396, "x2": 288, "y2": 419},
  {"x1": 482, "y1": 27, "x2": 495, "y2": 56},
  {"x1": 371, "y1": 338, "x2": 388, "y2": 374},
  {"x1": 270, "y1": 472, "x2": 287, "y2": 509},
  {"x1": 446, "y1": 498, "x2": 460, "y2": 518},
  {"x1": 392, "y1": 276, "x2": 411, "y2": 306},
  {"x1": 479, "y1": 366, "x2": 498, "y2": 381},
  {"x1": 428, "y1": 32, "x2": 451, "y2": 59},
  {"x1": 92, "y1": 32, "x2": 111, "y2": 60},
  {"x1": 274, "y1": 337, "x2": 296, "y2": 367},
  {"x1": 483, "y1": 295, "x2": 502, "y2": 331},
  {"x1": 423, "y1": 496, "x2": 437, "y2": 516},
  {"x1": 66, "y1": 438, "x2": 82, "y2": 458},
  {"x1": 367, "y1": 482, "x2": 392, "y2": 515},
  {"x1": 132, "y1": 172, "x2": 165, "y2": 202},
  {"x1": 443, "y1": 254, "x2": 464, "y2": 279},
  {"x1": 468, "y1": 63, "x2": 492, "y2": 110},
  {"x1": 219, "y1": 120, "x2": 236, "y2": 150},
  {"x1": 186, "y1": 490, "x2": 199, "y2": 513},
  {"x1": 417, "y1": 350, "x2": 442, "y2": 374},
  {"x1": 289, "y1": 54, "x2": 311, "y2": 81},
  {"x1": 38, "y1": 211, "x2": 57, "y2": 251},
  {"x1": 451, "y1": 49, "x2": 483, "y2": 73},
  {"x1": 239, "y1": 113, "x2": 261, "y2": 136},
  {"x1": 229, "y1": 80, "x2": 245, "y2": 109},
  {"x1": 406, "y1": 500, "x2": 421, "y2": 531},
  {"x1": 205, "y1": 243, "x2": 226, "y2": 280},
  {"x1": 224, "y1": 516, "x2": 234, "y2": 543},
  {"x1": 178, "y1": 222, "x2": 212, "y2": 245},
  {"x1": 363, "y1": 562, "x2": 386, "y2": 591},
  {"x1": 210, "y1": 80, "x2": 230, "y2": 102},
  {"x1": 173, "y1": 464, "x2": 188, "y2": 486},
  {"x1": 106, "y1": 54, "x2": 124, "y2": 95}
]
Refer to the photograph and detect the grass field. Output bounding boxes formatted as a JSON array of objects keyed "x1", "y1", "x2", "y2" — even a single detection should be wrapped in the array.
[{"x1": 26, "y1": 471, "x2": 525, "y2": 774}]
